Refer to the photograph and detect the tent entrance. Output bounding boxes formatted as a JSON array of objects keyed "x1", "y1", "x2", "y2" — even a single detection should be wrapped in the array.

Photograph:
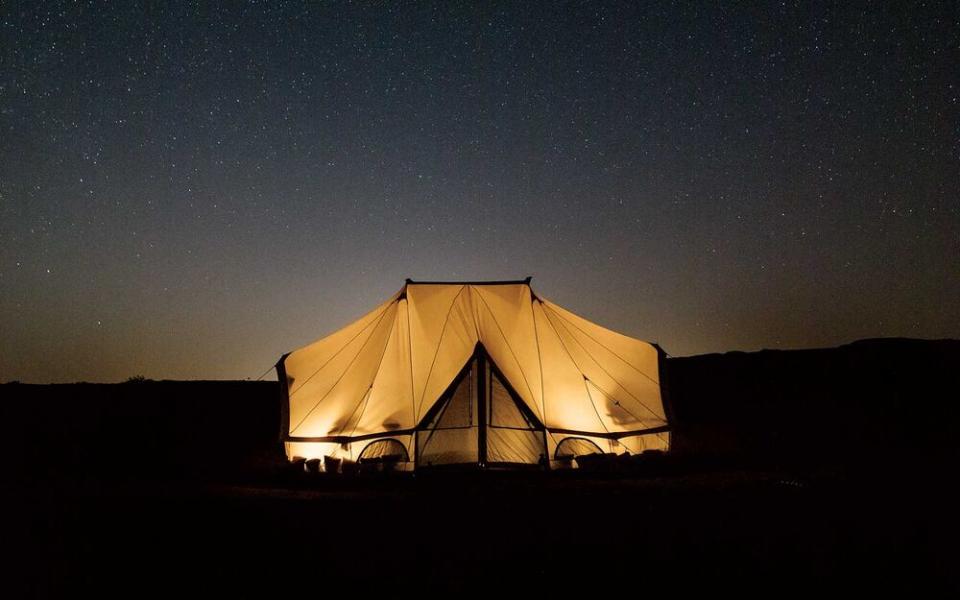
[
  {"x1": 416, "y1": 358, "x2": 480, "y2": 467},
  {"x1": 415, "y1": 345, "x2": 546, "y2": 469}
]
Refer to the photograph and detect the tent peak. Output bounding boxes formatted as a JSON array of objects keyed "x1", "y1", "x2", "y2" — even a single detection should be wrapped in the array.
[{"x1": 404, "y1": 276, "x2": 532, "y2": 286}]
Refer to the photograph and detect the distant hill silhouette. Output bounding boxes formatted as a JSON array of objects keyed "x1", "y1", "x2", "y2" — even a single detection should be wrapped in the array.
[
  {"x1": 3, "y1": 338, "x2": 957, "y2": 482},
  {"x1": 667, "y1": 338, "x2": 960, "y2": 472}
]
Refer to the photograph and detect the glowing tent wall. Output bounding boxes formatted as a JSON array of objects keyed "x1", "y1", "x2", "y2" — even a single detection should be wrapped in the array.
[{"x1": 278, "y1": 280, "x2": 670, "y2": 467}]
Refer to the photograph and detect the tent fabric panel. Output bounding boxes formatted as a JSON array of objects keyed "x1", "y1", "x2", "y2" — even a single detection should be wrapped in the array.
[
  {"x1": 416, "y1": 428, "x2": 479, "y2": 466},
  {"x1": 540, "y1": 299, "x2": 661, "y2": 385},
  {"x1": 532, "y1": 301, "x2": 610, "y2": 433},
  {"x1": 406, "y1": 284, "x2": 471, "y2": 419},
  {"x1": 288, "y1": 302, "x2": 399, "y2": 437},
  {"x1": 430, "y1": 359, "x2": 477, "y2": 430},
  {"x1": 584, "y1": 380, "x2": 664, "y2": 433},
  {"x1": 541, "y1": 304, "x2": 665, "y2": 433},
  {"x1": 354, "y1": 299, "x2": 415, "y2": 435},
  {"x1": 284, "y1": 303, "x2": 391, "y2": 432},
  {"x1": 333, "y1": 388, "x2": 372, "y2": 440},
  {"x1": 489, "y1": 369, "x2": 534, "y2": 429},
  {"x1": 283, "y1": 293, "x2": 399, "y2": 393},
  {"x1": 471, "y1": 284, "x2": 544, "y2": 421},
  {"x1": 486, "y1": 369, "x2": 545, "y2": 464},
  {"x1": 486, "y1": 428, "x2": 544, "y2": 464},
  {"x1": 412, "y1": 289, "x2": 479, "y2": 421},
  {"x1": 416, "y1": 361, "x2": 479, "y2": 466}
]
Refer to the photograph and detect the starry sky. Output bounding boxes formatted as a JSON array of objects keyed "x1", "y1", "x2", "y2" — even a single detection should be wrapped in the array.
[{"x1": 1, "y1": 2, "x2": 957, "y2": 383}]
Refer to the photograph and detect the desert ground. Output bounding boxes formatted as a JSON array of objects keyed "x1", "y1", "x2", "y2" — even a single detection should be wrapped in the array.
[{"x1": 4, "y1": 338, "x2": 958, "y2": 595}]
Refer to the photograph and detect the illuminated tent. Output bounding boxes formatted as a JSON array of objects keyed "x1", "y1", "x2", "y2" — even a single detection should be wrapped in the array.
[{"x1": 278, "y1": 279, "x2": 671, "y2": 469}]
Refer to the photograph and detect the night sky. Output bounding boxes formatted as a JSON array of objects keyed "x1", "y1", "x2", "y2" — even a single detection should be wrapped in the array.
[{"x1": 1, "y1": 2, "x2": 957, "y2": 383}]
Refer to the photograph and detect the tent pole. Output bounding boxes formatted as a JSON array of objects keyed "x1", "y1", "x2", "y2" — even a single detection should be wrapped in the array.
[
  {"x1": 477, "y1": 345, "x2": 487, "y2": 469},
  {"x1": 541, "y1": 427, "x2": 550, "y2": 470},
  {"x1": 653, "y1": 343, "x2": 674, "y2": 452},
  {"x1": 276, "y1": 354, "x2": 291, "y2": 448}
]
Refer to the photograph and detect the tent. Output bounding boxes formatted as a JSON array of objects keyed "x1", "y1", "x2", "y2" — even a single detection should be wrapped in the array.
[{"x1": 277, "y1": 279, "x2": 671, "y2": 469}]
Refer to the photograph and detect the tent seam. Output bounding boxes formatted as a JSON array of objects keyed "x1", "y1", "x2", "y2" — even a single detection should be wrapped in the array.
[
  {"x1": 403, "y1": 297, "x2": 417, "y2": 426},
  {"x1": 472, "y1": 288, "x2": 540, "y2": 418},
  {"x1": 337, "y1": 308, "x2": 399, "y2": 438},
  {"x1": 585, "y1": 379, "x2": 654, "y2": 432},
  {"x1": 543, "y1": 300, "x2": 660, "y2": 386},
  {"x1": 416, "y1": 285, "x2": 467, "y2": 418},
  {"x1": 288, "y1": 299, "x2": 395, "y2": 399},
  {"x1": 539, "y1": 303, "x2": 611, "y2": 434},
  {"x1": 289, "y1": 305, "x2": 395, "y2": 435},
  {"x1": 530, "y1": 296, "x2": 548, "y2": 427},
  {"x1": 582, "y1": 375, "x2": 612, "y2": 435},
  {"x1": 545, "y1": 304, "x2": 665, "y2": 422}
]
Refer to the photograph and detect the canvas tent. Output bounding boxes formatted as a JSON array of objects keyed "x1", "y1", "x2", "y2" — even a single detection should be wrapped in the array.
[{"x1": 277, "y1": 279, "x2": 670, "y2": 469}]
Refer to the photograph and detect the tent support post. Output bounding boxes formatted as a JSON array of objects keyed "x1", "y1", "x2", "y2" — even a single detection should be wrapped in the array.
[
  {"x1": 541, "y1": 427, "x2": 550, "y2": 470},
  {"x1": 413, "y1": 426, "x2": 419, "y2": 471},
  {"x1": 653, "y1": 343, "x2": 674, "y2": 451},
  {"x1": 276, "y1": 354, "x2": 291, "y2": 449},
  {"x1": 477, "y1": 345, "x2": 487, "y2": 468}
]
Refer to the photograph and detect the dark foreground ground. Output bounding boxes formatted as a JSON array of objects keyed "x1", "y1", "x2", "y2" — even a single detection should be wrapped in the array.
[
  {"x1": 3, "y1": 338, "x2": 959, "y2": 595},
  {"x1": 10, "y1": 467, "x2": 959, "y2": 596}
]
